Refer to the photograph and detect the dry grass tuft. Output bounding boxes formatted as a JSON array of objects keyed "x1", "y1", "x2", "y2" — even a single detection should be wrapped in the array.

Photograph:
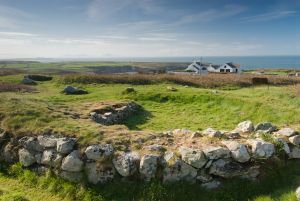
[
  {"x1": 0, "y1": 68, "x2": 25, "y2": 76},
  {"x1": 61, "y1": 73, "x2": 300, "y2": 88},
  {"x1": 0, "y1": 82, "x2": 36, "y2": 93}
]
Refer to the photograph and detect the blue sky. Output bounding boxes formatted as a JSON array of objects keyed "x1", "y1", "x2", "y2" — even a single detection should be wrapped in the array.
[{"x1": 0, "y1": 0, "x2": 299, "y2": 58}]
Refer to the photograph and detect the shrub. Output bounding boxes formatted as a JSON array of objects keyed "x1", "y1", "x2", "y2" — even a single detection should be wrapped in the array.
[{"x1": 61, "y1": 73, "x2": 300, "y2": 89}]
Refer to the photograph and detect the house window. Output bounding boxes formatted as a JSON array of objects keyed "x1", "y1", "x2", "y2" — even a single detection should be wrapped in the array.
[
  {"x1": 226, "y1": 69, "x2": 230, "y2": 72},
  {"x1": 224, "y1": 66, "x2": 226, "y2": 68},
  {"x1": 236, "y1": 69, "x2": 238, "y2": 72},
  {"x1": 220, "y1": 69, "x2": 225, "y2": 72}
]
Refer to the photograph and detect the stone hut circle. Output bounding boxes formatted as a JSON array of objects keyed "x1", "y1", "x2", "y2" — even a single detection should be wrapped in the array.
[{"x1": 90, "y1": 101, "x2": 140, "y2": 125}]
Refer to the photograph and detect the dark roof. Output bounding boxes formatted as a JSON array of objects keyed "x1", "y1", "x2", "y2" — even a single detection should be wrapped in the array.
[
  {"x1": 210, "y1": 65, "x2": 221, "y2": 69},
  {"x1": 226, "y1": 62, "x2": 240, "y2": 68}
]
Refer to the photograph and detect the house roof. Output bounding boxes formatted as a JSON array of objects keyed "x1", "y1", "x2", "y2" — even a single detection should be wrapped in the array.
[{"x1": 226, "y1": 62, "x2": 240, "y2": 68}]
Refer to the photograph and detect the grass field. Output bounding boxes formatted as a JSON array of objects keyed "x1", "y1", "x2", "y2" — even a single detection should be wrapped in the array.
[
  {"x1": 1, "y1": 67, "x2": 300, "y2": 200},
  {"x1": 1, "y1": 74, "x2": 300, "y2": 146}
]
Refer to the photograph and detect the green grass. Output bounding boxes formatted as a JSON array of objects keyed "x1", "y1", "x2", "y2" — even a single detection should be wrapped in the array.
[
  {"x1": 1, "y1": 161, "x2": 300, "y2": 201},
  {"x1": 1, "y1": 74, "x2": 300, "y2": 145}
]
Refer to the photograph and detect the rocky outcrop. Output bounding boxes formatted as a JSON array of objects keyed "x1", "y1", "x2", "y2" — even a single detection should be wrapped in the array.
[{"x1": 63, "y1": 86, "x2": 88, "y2": 95}]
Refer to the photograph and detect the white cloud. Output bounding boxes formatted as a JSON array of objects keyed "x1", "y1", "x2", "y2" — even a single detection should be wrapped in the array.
[
  {"x1": 174, "y1": 4, "x2": 247, "y2": 25},
  {"x1": 244, "y1": 10, "x2": 297, "y2": 22}
]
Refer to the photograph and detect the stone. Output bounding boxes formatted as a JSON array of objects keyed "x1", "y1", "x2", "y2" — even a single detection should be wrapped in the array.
[
  {"x1": 61, "y1": 150, "x2": 84, "y2": 172},
  {"x1": 179, "y1": 147, "x2": 207, "y2": 169},
  {"x1": 85, "y1": 144, "x2": 114, "y2": 161},
  {"x1": 124, "y1": 87, "x2": 135, "y2": 93},
  {"x1": 18, "y1": 148, "x2": 36, "y2": 167},
  {"x1": 248, "y1": 139, "x2": 275, "y2": 158},
  {"x1": 201, "y1": 180, "x2": 221, "y2": 189},
  {"x1": 277, "y1": 128, "x2": 297, "y2": 137},
  {"x1": 60, "y1": 171, "x2": 83, "y2": 182},
  {"x1": 2, "y1": 142, "x2": 18, "y2": 163},
  {"x1": 274, "y1": 138, "x2": 290, "y2": 154},
  {"x1": 63, "y1": 86, "x2": 88, "y2": 95},
  {"x1": 21, "y1": 77, "x2": 37, "y2": 85},
  {"x1": 203, "y1": 128, "x2": 222, "y2": 138},
  {"x1": 222, "y1": 141, "x2": 250, "y2": 163},
  {"x1": 0, "y1": 129, "x2": 9, "y2": 146},
  {"x1": 226, "y1": 131, "x2": 241, "y2": 139},
  {"x1": 41, "y1": 149, "x2": 63, "y2": 168},
  {"x1": 35, "y1": 153, "x2": 42, "y2": 164},
  {"x1": 143, "y1": 144, "x2": 165, "y2": 152},
  {"x1": 139, "y1": 155, "x2": 159, "y2": 181},
  {"x1": 209, "y1": 159, "x2": 259, "y2": 179},
  {"x1": 85, "y1": 162, "x2": 115, "y2": 184},
  {"x1": 113, "y1": 152, "x2": 140, "y2": 177},
  {"x1": 196, "y1": 169, "x2": 213, "y2": 183},
  {"x1": 56, "y1": 138, "x2": 76, "y2": 154},
  {"x1": 163, "y1": 151, "x2": 197, "y2": 183},
  {"x1": 289, "y1": 135, "x2": 300, "y2": 146},
  {"x1": 235, "y1": 120, "x2": 254, "y2": 133},
  {"x1": 19, "y1": 136, "x2": 43, "y2": 152},
  {"x1": 203, "y1": 146, "x2": 230, "y2": 160},
  {"x1": 172, "y1": 129, "x2": 192, "y2": 136},
  {"x1": 37, "y1": 136, "x2": 58, "y2": 148},
  {"x1": 290, "y1": 146, "x2": 300, "y2": 158},
  {"x1": 296, "y1": 186, "x2": 300, "y2": 200},
  {"x1": 255, "y1": 122, "x2": 277, "y2": 133},
  {"x1": 190, "y1": 131, "x2": 202, "y2": 139},
  {"x1": 167, "y1": 86, "x2": 177, "y2": 91}
]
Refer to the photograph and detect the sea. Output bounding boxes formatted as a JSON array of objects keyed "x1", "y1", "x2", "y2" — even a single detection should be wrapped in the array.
[
  {"x1": 108, "y1": 56, "x2": 300, "y2": 70},
  {"x1": 34, "y1": 55, "x2": 300, "y2": 70}
]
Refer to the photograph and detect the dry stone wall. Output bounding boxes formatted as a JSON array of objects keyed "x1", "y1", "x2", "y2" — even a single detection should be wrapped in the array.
[{"x1": 1, "y1": 121, "x2": 300, "y2": 189}]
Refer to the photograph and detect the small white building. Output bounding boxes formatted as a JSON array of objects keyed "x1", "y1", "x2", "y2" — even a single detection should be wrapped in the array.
[
  {"x1": 207, "y1": 62, "x2": 241, "y2": 73},
  {"x1": 185, "y1": 60, "x2": 208, "y2": 74}
]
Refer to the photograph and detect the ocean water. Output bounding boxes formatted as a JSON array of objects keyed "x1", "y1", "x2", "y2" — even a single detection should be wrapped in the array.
[
  {"x1": 39, "y1": 55, "x2": 300, "y2": 70},
  {"x1": 112, "y1": 56, "x2": 300, "y2": 70}
]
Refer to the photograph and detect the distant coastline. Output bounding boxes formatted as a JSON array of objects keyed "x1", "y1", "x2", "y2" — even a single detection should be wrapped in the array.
[{"x1": 1, "y1": 55, "x2": 300, "y2": 70}]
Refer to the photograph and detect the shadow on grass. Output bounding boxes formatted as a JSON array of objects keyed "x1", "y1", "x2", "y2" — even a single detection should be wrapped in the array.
[
  {"x1": 90, "y1": 160, "x2": 300, "y2": 201},
  {"x1": 122, "y1": 106, "x2": 153, "y2": 130}
]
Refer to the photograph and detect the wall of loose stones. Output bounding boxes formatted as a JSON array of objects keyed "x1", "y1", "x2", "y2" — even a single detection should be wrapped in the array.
[{"x1": 0, "y1": 121, "x2": 300, "y2": 189}]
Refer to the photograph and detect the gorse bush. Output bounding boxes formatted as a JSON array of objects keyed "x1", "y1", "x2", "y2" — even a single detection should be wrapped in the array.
[{"x1": 61, "y1": 73, "x2": 300, "y2": 88}]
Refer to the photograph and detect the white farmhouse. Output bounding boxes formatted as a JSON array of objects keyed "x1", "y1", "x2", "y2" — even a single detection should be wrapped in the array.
[
  {"x1": 185, "y1": 61, "x2": 208, "y2": 74},
  {"x1": 186, "y1": 61, "x2": 241, "y2": 74},
  {"x1": 207, "y1": 62, "x2": 241, "y2": 73}
]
